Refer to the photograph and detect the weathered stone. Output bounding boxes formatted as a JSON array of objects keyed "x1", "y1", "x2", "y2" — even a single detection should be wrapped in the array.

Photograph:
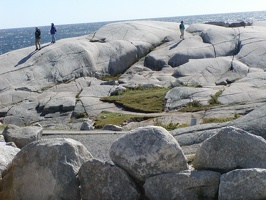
[
  {"x1": 193, "y1": 126, "x2": 266, "y2": 172},
  {"x1": 144, "y1": 170, "x2": 220, "y2": 200},
  {"x1": 165, "y1": 87, "x2": 217, "y2": 110},
  {"x1": 79, "y1": 159, "x2": 140, "y2": 200},
  {"x1": 0, "y1": 138, "x2": 92, "y2": 200},
  {"x1": 219, "y1": 168, "x2": 266, "y2": 200},
  {"x1": 230, "y1": 102, "x2": 266, "y2": 139},
  {"x1": 0, "y1": 142, "x2": 20, "y2": 174},
  {"x1": 80, "y1": 120, "x2": 94, "y2": 130},
  {"x1": 102, "y1": 124, "x2": 123, "y2": 131},
  {"x1": 2, "y1": 124, "x2": 42, "y2": 149},
  {"x1": 110, "y1": 126, "x2": 188, "y2": 181}
]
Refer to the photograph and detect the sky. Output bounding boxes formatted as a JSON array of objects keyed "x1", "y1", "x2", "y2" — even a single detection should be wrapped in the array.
[{"x1": 1, "y1": 0, "x2": 266, "y2": 29}]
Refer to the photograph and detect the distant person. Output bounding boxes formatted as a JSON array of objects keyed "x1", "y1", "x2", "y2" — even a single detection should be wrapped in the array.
[
  {"x1": 35, "y1": 27, "x2": 41, "y2": 50},
  {"x1": 179, "y1": 21, "x2": 185, "y2": 39},
  {"x1": 50, "y1": 23, "x2": 57, "y2": 43}
]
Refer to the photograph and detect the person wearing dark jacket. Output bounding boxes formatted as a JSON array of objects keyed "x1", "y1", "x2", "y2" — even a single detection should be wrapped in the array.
[
  {"x1": 179, "y1": 21, "x2": 185, "y2": 39},
  {"x1": 50, "y1": 23, "x2": 57, "y2": 43},
  {"x1": 35, "y1": 27, "x2": 41, "y2": 50}
]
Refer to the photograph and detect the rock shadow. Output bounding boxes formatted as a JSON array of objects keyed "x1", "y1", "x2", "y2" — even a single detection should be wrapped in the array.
[{"x1": 14, "y1": 43, "x2": 51, "y2": 67}]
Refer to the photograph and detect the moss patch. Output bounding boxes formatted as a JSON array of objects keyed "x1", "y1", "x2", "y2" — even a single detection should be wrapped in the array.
[
  {"x1": 100, "y1": 87, "x2": 169, "y2": 113},
  {"x1": 94, "y1": 111, "x2": 156, "y2": 128}
]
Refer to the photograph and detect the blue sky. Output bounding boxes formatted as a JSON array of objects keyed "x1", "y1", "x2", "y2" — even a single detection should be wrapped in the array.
[{"x1": 1, "y1": 0, "x2": 265, "y2": 29}]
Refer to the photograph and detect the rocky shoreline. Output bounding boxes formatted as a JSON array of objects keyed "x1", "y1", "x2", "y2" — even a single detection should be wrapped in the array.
[{"x1": 1, "y1": 20, "x2": 266, "y2": 199}]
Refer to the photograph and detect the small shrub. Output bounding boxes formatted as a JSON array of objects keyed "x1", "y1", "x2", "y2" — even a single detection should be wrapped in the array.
[{"x1": 208, "y1": 90, "x2": 223, "y2": 105}]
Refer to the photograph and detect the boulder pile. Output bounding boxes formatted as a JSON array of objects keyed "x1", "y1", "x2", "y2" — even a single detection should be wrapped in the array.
[{"x1": 1, "y1": 125, "x2": 266, "y2": 199}]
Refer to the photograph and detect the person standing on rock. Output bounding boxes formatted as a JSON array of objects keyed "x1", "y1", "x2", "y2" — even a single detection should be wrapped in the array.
[
  {"x1": 35, "y1": 27, "x2": 41, "y2": 50},
  {"x1": 50, "y1": 23, "x2": 57, "y2": 43},
  {"x1": 179, "y1": 21, "x2": 185, "y2": 39}
]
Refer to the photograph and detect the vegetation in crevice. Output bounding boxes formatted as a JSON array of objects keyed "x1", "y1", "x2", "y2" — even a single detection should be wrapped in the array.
[{"x1": 100, "y1": 87, "x2": 169, "y2": 113}]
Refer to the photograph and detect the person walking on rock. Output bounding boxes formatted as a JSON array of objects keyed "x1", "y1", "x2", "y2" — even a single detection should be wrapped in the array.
[
  {"x1": 50, "y1": 23, "x2": 57, "y2": 43},
  {"x1": 35, "y1": 27, "x2": 41, "y2": 50},
  {"x1": 179, "y1": 21, "x2": 185, "y2": 40}
]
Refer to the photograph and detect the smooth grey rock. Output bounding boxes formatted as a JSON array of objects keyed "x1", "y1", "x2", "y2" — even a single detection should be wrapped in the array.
[
  {"x1": 187, "y1": 24, "x2": 239, "y2": 57},
  {"x1": 172, "y1": 57, "x2": 249, "y2": 87},
  {"x1": 193, "y1": 126, "x2": 266, "y2": 172},
  {"x1": 219, "y1": 168, "x2": 266, "y2": 200},
  {"x1": 230, "y1": 102, "x2": 266, "y2": 139},
  {"x1": 0, "y1": 142, "x2": 20, "y2": 174},
  {"x1": 78, "y1": 159, "x2": 140, "y2": 200},
  {"x1": 0, "y1": 138, "x2": 92, "y2": 200},
  {"x1": 144, "y1": 170, "x2": 220, "y2": 200},
  {"x1": 110, "y1": 126, "x2": 188, "y2": 181},
  {"x1": 218, "y1": 72, "x2": 266, "y2": 105},
  {"x1": 165, "y1": 87, "x2": 217, "y2": 110},
  {"x1": 102, "y1": 124, "x2": 123, "y2": 131},
  {"x1": 2, "y1": 124, "x2": 42, "y2": 149}
]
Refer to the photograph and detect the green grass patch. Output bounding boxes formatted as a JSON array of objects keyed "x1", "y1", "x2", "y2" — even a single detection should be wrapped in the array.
[
  {"x1": 100, "y1": 87, "x2": 169, "y2": 113},
  {"x1": 94, "y1": 111, "x2": 156, "y2": 128},
  {"x1": 202, "y1": 113, "x2": 239, "y2": 124}
]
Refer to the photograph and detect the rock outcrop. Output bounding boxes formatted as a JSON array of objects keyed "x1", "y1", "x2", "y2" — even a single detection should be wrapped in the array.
[{"x1": 1, "y1": 20, "x2": 266, "y2": 130}]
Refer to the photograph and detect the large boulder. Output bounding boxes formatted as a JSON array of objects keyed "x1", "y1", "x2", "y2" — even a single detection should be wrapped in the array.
[
  {"x1": 144, "y1": 170, "x2": 220, "y2": 200},
  {"x1": 0, "y1": 138, "x2": 92, "y2": 200},
  {"x1": 2, "y1": 124, "x2": 43, "y2": 149},
  {"x1": 193, "y1": 126, "x2": 266, "y2": 172},
  {"x1": 109, "y1": 126, "x2": 188, "y2": 182},
  {"x1": 78, "y1": 159, "x2": 140, "y2": 200},
  {"x1": 219, "y1": 168, "x2": 266, "y2": 200},
  {"x1": 0, "y1": 142, "x2": 20, "y2": 175}
]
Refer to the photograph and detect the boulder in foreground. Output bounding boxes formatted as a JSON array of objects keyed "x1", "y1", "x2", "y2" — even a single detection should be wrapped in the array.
[
  {"x1": 110, "y1": 126, "x2": 188, "y2": 181},
  {"x1": 0, "y1": 138, "x2": 93, "y2": 200}
]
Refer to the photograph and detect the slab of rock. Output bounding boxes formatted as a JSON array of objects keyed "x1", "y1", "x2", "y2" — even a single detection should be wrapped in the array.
[
  {"x1": 219, "y1": 168, "x2": 266, "y2": 200},
  {"x1": 2, "y1": 124, "x2": 43, "y2": 149},
  {"x1": 165, "y1": 87, "x2": 217, "y2": 110},
  {"x1": 230, "y1": 102, "x2": 266, "y2": 139},
  {"x1": 110, "y1": 126, "x2": 188, "y2": 182},
  {"x1": 172, "y1": 57, "x2": 249, "y2": 87},
  {"x1": 78, "y1": 159, "x2": 140, "y2": 200},
  {"x1": 0, "y1": 138, "x2": 92, "y2": 200},
  {"x1": 144, "y1": 170, "x2": 220, "y2": 200},
  {"x1": 193, "y1": 126, "x2": 266, "y2": 172},
  {"x1": 218, "y1": 72, "x2": 266, "y2": 105}
]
